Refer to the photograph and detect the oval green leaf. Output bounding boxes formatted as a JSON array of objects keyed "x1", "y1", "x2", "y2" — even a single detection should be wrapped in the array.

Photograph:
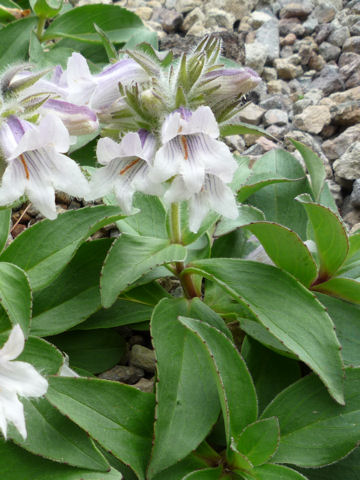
[
  {"x1": 297, "y1": 194, "x2": 349, "y2": 279},
  {"x1": 47, "y1": 376, "x2": 155, "y2": 480},
  {"x1": 246, "y1": 222, "x2": 318, "y2": 287},
  {"x1": 186, "y1": 259, "x2": 345, "y2": 405},
  {"x1": 101, "y1": 234, "x2": 186, "y2": 308},
  {"x1": 262, "y1": 367, "x2": 360, "y2": 467}
]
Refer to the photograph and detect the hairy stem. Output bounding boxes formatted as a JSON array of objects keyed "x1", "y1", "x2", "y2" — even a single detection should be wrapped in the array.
[{"x1": 170, "y1": 202, "x2": 201, "y2": 299}]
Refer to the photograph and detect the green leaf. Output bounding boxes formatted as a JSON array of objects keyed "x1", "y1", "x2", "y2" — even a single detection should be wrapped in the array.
[
  {"x1": 241, "y1": 337, "x2": 301, "y2": 413},
  {"x1": 0, "y1": 205, "x2": 124, "y2": 290},
  {"x1": 214, "y1": 205, "x2": 265, "y2": 237},
  {"x1": 182, "y1": 467, "x2": 222, "y2": 479},
  {"x1": 252, "y1": 464, "x2": 309, "y2": 479},
  {"x1": 9, "y1": 398, "x2": 109, "y2": 471},
  {"x1": 313, "y1": 277, "x2": 360, "y2": 304},
  {"x1": 0, "y1": 262, "x2": 31, "y2": 335},
  {"x1": 316, "y1": 293, "x2": 360, "y2": 366},
  {"x1": 0, "y1": 16, "x2": 37, "y2": 64},
  {"x1": 297, "y1": 194, "x2": 349, "y2": 279},
  {"x1": 245, "y1": 222, "x2": 317, "y2": 287},
  {"x1": 234, "y1": 417, "x2": 280, "y2": 466},
  {"x1": 31, "y1": 239, "x2": 112, "y2": 336},
  {"x1": 108, "y1": 193, "x2": 167, "y2": 239},
  {"x1": 78, "y1": 281, "x2": 168, "y2": 330},
  {"x1": 185, "y1": 259, "x2": 345, "y2": 405},
  {"x1": 151, "y1": 453, "x2": 208, "y2": 480},
  {"x1": 30, "y1": 0, "x2": 62, "y2": 18},
  {"x1": 48, "y1": 329, "x2": 126, "y2": 374},
  {"x1": 0, "y1": 208, "x2": 11, "y2": 253},
  {"x1": 47, "y1": 376, "x2": 155, "y2": 480},
  {"x1": 290, "y1": 139, "x2": 326, "y2": 201},
  {"x1": 101, "y1": 234, "x2": 186, "y2": 308},
  {"x1": 18, "y1": 336, "x2": 63, "y2": 375},
  {"x1": 94, "y1": 23, "x2": 117, "y2": 61},
  {"x1": 239, "y1": 319, "x2": 294, "y2": 358},
  {"x1": 0, "y1": 440, "x2": 122, "y2": 480},
  {"x1": 297, "y1": 446, "x2": 360, "y2": 479},
  {"x1": 220, "y1": 123, "x2": 276, "y2": 140},
  {"x1": 29, "y1": 31, "x2": 74, "y2": 68},
  {"x1": 43, "y1": 4, "x2": 143, "y2": 43},
  {"x1": 212, "y1": 229, "x2": 254, "y2": 260},
  {"x1": 247, "y1": 150, "x2": 310, "y2": 240},
  {"x1": 262, "y1": 367, "x2": 360, "y2": 467},
  {"x1": 148, "y1": 298, "x2": 222, "y2": 478},
  {"x1": 179, "y1": 316, "x2": 258, "y2": 443}
]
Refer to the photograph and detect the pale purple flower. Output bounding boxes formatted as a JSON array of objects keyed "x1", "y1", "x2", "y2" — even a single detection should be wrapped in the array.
[
  {"x1": 40, "y1": 99, "x2": 99, "y2": 136},
  {"x1": 88, "y1": 130, "x2": 163, "y2": 214},
  {"x1": 0, "y1": 114, "x2": 89, "y2": 219},
  {"x1": 0, "y1": 325, "x2": 48, "y2": 440},
  {"x1": 152, "y1": 106, "x2": 238, "y2": 197},
  {"x1": 61, "y1": 53, "x2": 148, "y2": 113},
  {"x1": 203, "y1": 67, "x2": 261, "y2": 101}
]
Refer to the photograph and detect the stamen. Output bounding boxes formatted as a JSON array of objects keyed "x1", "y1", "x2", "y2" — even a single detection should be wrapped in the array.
[
  {"x1": 120, "y1": 158, "x2": 140, "y2": 175},
  {"x1": 20, "y1": 154, "x2": 30, "y2": 180},
  {"x1": 180, "y1": 135, "x2": 189, "y2": 160}
]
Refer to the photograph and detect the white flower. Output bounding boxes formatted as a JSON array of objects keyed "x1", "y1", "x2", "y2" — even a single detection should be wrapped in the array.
[
  {"x1": 152, "y1": 106, "x2": 238, "y2": 197},
  {"x1": 88, "y1": 130, "x2": 163, "y2": 214},
  {"x1": 61, "y1": 53, "x2": 149, "y2": 113},
  {"x1": 0, "y1": 113, "x2": 89, "y2": 219},
  {"x1": 168, "y1": 173, "x2": 238, "y2": 233},
  {"x1": 0, "y1": 325, "x2": 48, "y2": 440}
]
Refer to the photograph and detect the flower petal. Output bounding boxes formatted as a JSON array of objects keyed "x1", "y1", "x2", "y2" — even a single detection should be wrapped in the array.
[
  {"x1": 9, "y1": 114, "x2": 70, "y2": 158},
  {"x1": 0, "y1": 388, "x2": 26, "y2": 439},
  {"x1": 151, "y1": 141, "x2": 182, "y2": 183},
  {"x1": 0, "y1": 159, "x2": 27, "y2": 207},
  {"x1": 0, "y1": 359, "x2": 48, "y2": 398},
  {"x1": 183, "y1": 106, "x2": 219, "y2": 138},
  {"x1": 42, "y1": 100, "x2": 98, "y2": 136},
  {"x1": 0, "y1": 325, "x2": 24, "y2": 362},
  {"x1": 206, "y1": 175, "x2": 238, "y2": 219},
  {"x1": 119, "y1": 132, "x2": 143, "y2": 158},
  {"x1": 164, "y1": 176, "x2": 190, "y2": 204},
  {"x1": 65, "y1": 53, "x2": 96, "y2": 105},
  {"x1": 190, "y1": 134, "x2": 238, "y2": 183},
  {"x1": 188, "y1": 194, "x2": 211, "y2": 233},
  {"x1": 161, "y1": 111, "x2": 182, "y2": 144},
  {"x1": 47, "y1": 152, "x2": 89, "y2": 198},
  {"x1": 96, "y1": 137, "x2": 123, "y2": 166},
  {"x1": 87, "y1": 159, "x2": 122, "y2": 200}
]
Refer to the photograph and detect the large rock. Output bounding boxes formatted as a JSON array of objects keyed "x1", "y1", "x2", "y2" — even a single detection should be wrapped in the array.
[
  {"x1": 322, "y1": 125, "x2": 360, "y2": 161},
  {"x1": 274, "y1": 57, "x2": 302, "y2": 79},
  {"x1": 245, "y1": 41, "x2": 267, "y2": 73},
  {"x1": 255, "y1": 18, "x2": 280, "y2": 62},
  {"x1": 310, "y1": 65, "x2": 344, "y2": 95},
  {"x1": 293, "y1": 105, "x2": 331, "y2": 134},
  {"x1": 333, "y1": 142, "x2": 360, "y2": 181},
  {"x1": 238, "y1": 103, "x2": 265, "y2": 125}
]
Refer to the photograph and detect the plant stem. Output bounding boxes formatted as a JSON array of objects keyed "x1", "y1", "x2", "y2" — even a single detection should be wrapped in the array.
[
  {"x1": 169, "y1": 202, "x2": 200, "y2": 299},
  {"x1": 36, "y1": 16, "x2": 46, "y2": 41}
]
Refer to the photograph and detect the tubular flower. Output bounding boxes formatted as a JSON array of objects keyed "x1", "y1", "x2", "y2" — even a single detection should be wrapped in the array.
[
  {"x1": 152, "y1": 105, "x2": 238, "y2": 198},
  {"x1": 0, "y1": 325, "x2": 48, "y2": 440},
  {"x1": 203, "y1": 67, "x2": 261, "y2": 101},
  {"x1": 88, "y1": 130, "x2": 163, "y2": 214},
  {"x1": 0, "y1": 114, "x2": 89, "y2": 219},
  {"x1": 40, "y1": 99, "x2": 99, "y2": 136},
  {"x1": 60, "y1": 53, "x2": 149, "y2": 113}
]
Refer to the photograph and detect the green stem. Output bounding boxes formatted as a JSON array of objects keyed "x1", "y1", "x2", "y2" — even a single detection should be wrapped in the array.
[
  {"x1": 36, "y1": 16, "x2": 46, "y2": 41},
  {"x1": 169, "y1": 202, "x2": 200, "y2": 299}
]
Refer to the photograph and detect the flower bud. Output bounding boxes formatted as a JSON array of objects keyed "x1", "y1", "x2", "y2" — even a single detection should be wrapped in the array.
[{"x1": 203, "y1": 67, "x2": 261, "y2": 101}]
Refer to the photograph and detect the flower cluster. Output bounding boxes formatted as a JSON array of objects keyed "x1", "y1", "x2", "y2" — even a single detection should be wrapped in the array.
[{"x1": 0, "y1": 36, "x2": 261, "y2": 232}]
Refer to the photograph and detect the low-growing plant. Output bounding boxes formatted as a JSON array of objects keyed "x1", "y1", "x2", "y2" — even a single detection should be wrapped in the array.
[{"x1": 0, "y1": 2, "x2": 358, "y2": 479}]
